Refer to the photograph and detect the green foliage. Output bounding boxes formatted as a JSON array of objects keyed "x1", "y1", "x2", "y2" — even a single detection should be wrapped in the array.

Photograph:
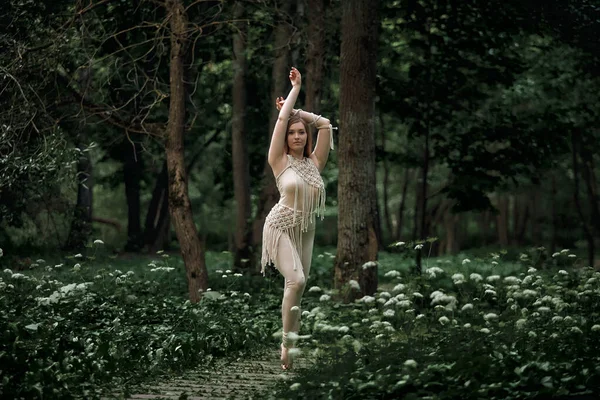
[
  {"x1": 266, "y1": 249, "x2": 600, "y2": 399},
  {"x1": 0, "y1": 248, "x2": 281, "y2": 399}
]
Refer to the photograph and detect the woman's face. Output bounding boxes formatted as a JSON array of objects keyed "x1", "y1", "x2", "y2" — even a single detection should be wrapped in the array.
[{"x1": 287, "y1": 122, "x2": 307, "y2": 153}]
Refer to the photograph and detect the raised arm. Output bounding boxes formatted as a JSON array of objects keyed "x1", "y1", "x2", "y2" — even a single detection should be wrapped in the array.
[
  {"x1": 268, "y1": 67, "x2": 301, "y2": 174},
  {"x1": 310, "y1": 117, "x2": 333, "y2": 172}
]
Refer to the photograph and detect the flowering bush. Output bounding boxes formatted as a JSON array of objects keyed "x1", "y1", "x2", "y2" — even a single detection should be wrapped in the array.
[
  {"x1": 267, "y1": 252, "x2": 600, "y2": 399},
  {"x1": 0, "y1": 250, "x2": 280, "y2": 399}
]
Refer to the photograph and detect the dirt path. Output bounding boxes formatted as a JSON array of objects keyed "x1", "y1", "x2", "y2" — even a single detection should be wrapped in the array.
[{"x1": 106, "y1": 349, "x2": 310, "y2": 400}]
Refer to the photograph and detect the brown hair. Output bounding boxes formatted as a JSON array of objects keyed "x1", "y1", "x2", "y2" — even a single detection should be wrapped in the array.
[{"x1": 285, "y1": 115, "x2": 313, "y2": 158}]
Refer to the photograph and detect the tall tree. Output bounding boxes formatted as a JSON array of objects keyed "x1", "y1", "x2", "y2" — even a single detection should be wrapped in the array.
[
  {"x1": 304, "y1": 0, "x2": 325, "y2": 115},
  {"x1": 231, "y1": 1, "x2": 254, "y2": 271},
  {"x1": 165, "y1": 0, "x2": 208, "y2": 302},
  {"x1": 334, "y1": 0, "x2": 379, "y2": 300},
  {"x1": 252, "y1": 1, "x2": 293, "y2": 249}
]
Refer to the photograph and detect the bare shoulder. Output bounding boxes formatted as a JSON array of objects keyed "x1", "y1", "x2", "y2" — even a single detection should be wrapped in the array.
[{"x1": 269, "y1": 154, "x2": 289, "y2": 178}]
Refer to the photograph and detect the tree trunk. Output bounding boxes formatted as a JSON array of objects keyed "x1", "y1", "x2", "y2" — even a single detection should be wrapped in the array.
[
  {"x1": 412, "y1": 168, "x2": 421, "y2": 241},
  {"x1": 379, "y1": 114, "x2": 393, "y2": 242},
  {"x1": 395, "y1": 168, "x2": 411, "y2": 240},
  {"x1": 65, "y1": 138, "x2": 94, "y2": 251},
  {"x1": 123, "y1": 139, "x2": 143, "y2": 251},
  {"x1": 165, "y1": 0, "x2": 208, "y2": 303},
  {"x1": 305, "y1": 0, "x2": 325, "y2": 116},
  {"x1": 550, "y1": 174, "x2": 557, "y2": 253},
  {"x1": 334, "y1": 0, "x2": 379, "y2": 300},
  {"x1": 231, "y1": 2, "x2": 254, "y2": 271},
  {"x1": 144, "y1": 161, "x2": 169, "y2": 251},
  {"x1": 581, "y1": 144, "x2": 600, "y2": 238},
  {"x1": 252, "y1": 1, "x2": 293, "y2": 249},
  {"x1": 529, "y1": 185, "x2": 542, "y2": 245},
  {"x1": 573, "y1": 130, "x2": 596, "y2": 267},
  {"x1": 496, "y1": 195, "x2": 509, "y2": 247}
]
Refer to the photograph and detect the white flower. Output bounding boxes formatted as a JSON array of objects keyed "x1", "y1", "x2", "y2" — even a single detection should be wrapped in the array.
[
  {"x1": 215, "y1": 269, "x2": 223, "y2": 274},
  {"x1": 491, "y1": 261, "x2": 498, "y2": 266},
  {"x1": 591, "y1": 325, "x2": 600, "y2": 332},
  {"x1": 73, "y1": 264, "x2": 81, "y2": 272},
  {"x1": 384, "y1": 270, "x2": 401, "y2": 278},
  {"x1": 394, "y1": 241, "x2": 406, "y2": 247},
  {"x1": 552, "y1": 316, "x2": 563, "y2": 323},
  {"x1": 560, "y1": 249, "x2": 569, "y2": 254},
  {"x1": 414, "y1": 244, "x2": 424, "y2": 250},
  {"x1": 438, "y1": 316, "x2": 450, "y2": 325},
  {"x1": 504, "y1": 276, "x2": 521, "y2": 284},
  {"x1": 484, "y1": 289, "x2": 497, "y2": 297},
  {"x1": 234, "y1": 273, "x2": 243, "y2": 277},
  {"x1": 225, "y1": 270, "x2": 232, "y2": 274},
  {"x1": 452, "y1": 273, "x2": 465, "y2": 281},
  {"x1": 362, "y1": 261, "x2": 377, "y2": 269},
  {"x1": 0, "y1": 248, "x2": 3, "y2": 257},
  {"x1": 461, "y1": 259, "x2": 471, "y2": 265},
  {"x1": 222, "y1": 275, "x2": 227, "y2": 278},
  {"x1": 528, "y1": 331, "x2": 537, "y2": 338},
  {"x1": 290, "y1": 382, "x2": 301, "y2": 390},
  {"x1": 404, "y1": 359, "x2": 417, "y2": 368},
  {"x1": 290, "y1": 306, "x2": 300, "y2": 312},
  {"x1": 383, "y1": 309, "x2": 395, "y2": 317},
  {"x1": 469, "y1": 273, "x2": 483, "y2": 282},
  {"x1": 308, "y1": 286, "x2": 322, "y2": 293},
  {"x1": 480, "y1": 328, "x2": 490, "y2": 334},
  {"x1": 319, "y1": 294, "x2": 331, "y2": 302},
  {"x1": 359, "y1": 296, "x2": 376, "y2": 304},
  {"x1": 93, "y1": 239, "x2": 104, "y2": 245},
  {"x1": 348, "y1": 280, "x2": 360, "y2": 290},
  {"x1": 416, "y1": 314, "x2": 425, "y2": 320},
  {"x1": 486, "y1": 275, "x2": 501, "y2": 282},
  {"x1": 567, "y1": 254, "x2": 576, "y2": 258},
  {"x1": 522, "y1": 289, "x2": 538, "y2": 297},
  {"x1": 538, "y1": 306, "x2": 551, "y2": 313},
  {"x1": 397, "y1": 300, "x2": 412, "y2": 308},
  {"x1": 463, "y1": 323, "x2": 472, "y2": 328},
  {"x1": 571, "y1": 327, "x2": 583, "y2": 334},
  {"x1": 379, "y1": 291, "x2": 391, "y2": 299},
  {"x1": 484, "y1": 313, "x2": 498, "y2": 321},
  {"x1": 461, "y1": 303, "x2": 474, "y2": 312},
  {"x1": 392, "y1": 283, "x2": 406, "y2": 292},
  {"x1": 552, "y1": 252, "x2": 560, "y2": 258},
  {"x1": 515, "y1": 319, "x2": 527, "y2": 329},
  {"x1": 558, "y1": 270, "x2": 568, "y2": 275},
  {"x1": 384, "y1": 298, "x2": 397, "y2": 307},
  {"x1": 412, "y1": 292, "x2": 423, "y2": 298},
  {"x1": 527, "y1": 267, "x2": 537, "y2": 274}
]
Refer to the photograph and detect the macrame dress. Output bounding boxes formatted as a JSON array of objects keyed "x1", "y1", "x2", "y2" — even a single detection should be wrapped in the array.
[{"x1": 261, "y1": 155, "x2": 326, "y2": 275}]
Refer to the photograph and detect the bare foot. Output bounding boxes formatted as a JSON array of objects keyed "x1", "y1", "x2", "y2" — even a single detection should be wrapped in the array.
[{"x1": 280, "y1": 343, "x2": 293, "y2": 370}]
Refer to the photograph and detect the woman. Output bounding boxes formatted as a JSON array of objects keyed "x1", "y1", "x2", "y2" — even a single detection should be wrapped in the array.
[{"x1": 261, "y1": 67, "x2": 334, "y2": 370}]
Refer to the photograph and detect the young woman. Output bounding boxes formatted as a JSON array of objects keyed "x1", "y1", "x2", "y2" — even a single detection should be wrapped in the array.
[{"x1": 261, "y1": 67, "x2": 334, "y2": 370}]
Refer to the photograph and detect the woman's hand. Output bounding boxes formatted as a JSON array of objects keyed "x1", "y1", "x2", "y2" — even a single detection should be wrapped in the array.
[
  {"x1": 275, "y1": 96, "x2": 285, "y2": 111},
  {"x1": 289, "y1": 67, "x2": 301, "y2": 88}
]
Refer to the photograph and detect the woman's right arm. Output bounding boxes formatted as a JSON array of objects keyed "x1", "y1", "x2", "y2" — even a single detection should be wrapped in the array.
[{"x1": 268, "y1": 67, "x2": 301, "y2": 172}]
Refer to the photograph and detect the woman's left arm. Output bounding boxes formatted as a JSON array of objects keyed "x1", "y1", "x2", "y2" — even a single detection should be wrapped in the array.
[{"x1": 311, "y1": 118, "x2": 333, "y2": 172}]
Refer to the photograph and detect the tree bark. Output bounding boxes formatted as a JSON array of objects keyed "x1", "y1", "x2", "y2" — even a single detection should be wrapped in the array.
[
  {"x1": 305, "y1": 0, "x2": 325, "y2": 116},
  {"x1": 395, "y1": 168, "x2": 411, "y2": 240},
  {"x1": 379, "y1": 114, "x2": 393, "y2": 242},
  {"x1": 165, "y1": 0, "x2": 208, "y2": 303},
  {"x1": 123, "y1": 139, "x2": 143, "y2": 251},
  {"x1": 550, "y1": 174, "x2": 557, "y2": 253},
  {"x1": 496, "y1": 195, "x2": 509, "y2": 247},
  {"x1": 334, "y1": 0, "x2": 379, "y2": 300},
  {"x1": 573, "y1": 130, "x2": 596, "y2": 267},
  {"x1": 144, "y1": 161, "x2": 169, "y2": 251},
  {"x1": 252, "y1": 1, "x2": 293, "y2": 249},
  {"x1": 231, "y1": 1, "x2": 254, "y2": 271},
  {"x1": 65, "y1": 138, "x2": 94, "y2": 251}
]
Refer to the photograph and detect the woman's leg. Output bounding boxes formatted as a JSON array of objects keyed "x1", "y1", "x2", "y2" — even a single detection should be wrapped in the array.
[
  {"x1": 274, "y1": 233, "x2": 306, "y2": 341},
  {"x1": 291, "y1": 227, "x2": 316, "y2": 333}
]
